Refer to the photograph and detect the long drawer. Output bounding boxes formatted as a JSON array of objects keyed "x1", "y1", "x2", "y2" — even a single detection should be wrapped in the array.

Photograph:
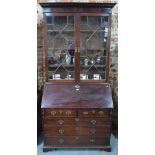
[
  {"x1": 43, "y1": 117, "x2": 111, "y2": 126},
  {"x1": 43, "y1": 109, "x2": 111, "y2": 118},
  {"x1": 44, "y1": 136, "x2": 110, "y2": 146},
  {"x1": 44, "y1": 126, "x2": 110, "y2": 136}
]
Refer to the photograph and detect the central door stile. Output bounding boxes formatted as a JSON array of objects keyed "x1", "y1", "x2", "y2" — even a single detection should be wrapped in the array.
[{"x1": 75, "y1": 14, "x2": 80, "y2": 83}]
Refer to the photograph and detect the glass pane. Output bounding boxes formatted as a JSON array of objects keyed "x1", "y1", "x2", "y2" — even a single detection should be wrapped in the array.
[
  {"x1": 46, "y1": 16, "x2": 75, "y2": 80},
  {"x1": 80, "y1": 16, "x2": 109, "y2": 80},
  {"x1": 46, "y1": 16, "x2": 53, "y2": 24}
]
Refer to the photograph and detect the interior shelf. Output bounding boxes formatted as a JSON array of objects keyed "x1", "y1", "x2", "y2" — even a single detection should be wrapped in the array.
[
  {"x1": 80, "y1": 65, "x2": 105, "y2": 67},
  {"x1": 49, "y1": 65, "x2": 105, "y2": 68},
  {"x1": 80, "y1": 30, "x2": 105, "y2": 32},
  {"x1": 47, "y1": 30, "x2": 74, "y2": 32},
  {"x1": 49, "y1": 64, "x2": 74, "y2": 67}
]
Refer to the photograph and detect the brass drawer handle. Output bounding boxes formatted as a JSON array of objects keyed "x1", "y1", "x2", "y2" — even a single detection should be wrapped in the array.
[
  {"x1": 75, "y1": 118, "x2": 79, "y2": 122},
  {"x1": 92, "y1": 110, "x2": 96, "y2": 114},
  {"x1": 83, "y1": 111, "x2": 89, "y2": 115},
  {"x1": 75, "y1": 136, "x2": 79, "y2": 140},
  {"x1": 51, "y1": 111, "x2": 56, "y2": 116},
  {"x1": 58, "y1": 120, "x2": 64, "y2": 125},
  {"x1": 90, "y1": 120, "x2": 96, "y2": 125},
  {"x1": 90, "y1": 129, "x2": 96, "y2": 134},
  {"x1": 58, "y1": 138, "x2": 64, "y2": 144},
  {"x1": 59, "y1": 129, "x2": 64, "y2": 134},
  {"x1": 90, "y1": 139, "x2": 95, "y2": 143},
  {"x1": 98, "y1": 111, "x2": 104, "y2": 115},
  {"x1": 66, "y1": 111, "x2": 72, "y2": 115}
]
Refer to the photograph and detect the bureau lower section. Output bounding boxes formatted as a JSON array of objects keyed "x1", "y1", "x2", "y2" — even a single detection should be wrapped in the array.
[{"x1": 42, "y1": 109, "x2": 112, "y2": 151}]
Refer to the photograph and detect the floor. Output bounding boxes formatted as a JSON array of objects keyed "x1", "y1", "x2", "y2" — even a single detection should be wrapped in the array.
[{"x1": 37, "y1": 134, "x2": 118, "y2": 155}]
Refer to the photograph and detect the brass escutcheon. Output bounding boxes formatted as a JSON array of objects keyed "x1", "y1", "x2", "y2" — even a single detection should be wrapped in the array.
[
  {"x1": 59, "y1": 129, "x2": 64, "y2": 134},
  {"x1": 75, "y1": 84, "x2": 80, "y2": 91}
]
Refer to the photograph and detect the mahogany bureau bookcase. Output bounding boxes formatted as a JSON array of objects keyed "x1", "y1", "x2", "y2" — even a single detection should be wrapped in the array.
[{"x1": 40, "y1": 2, "x2": 116, "y2": 152}]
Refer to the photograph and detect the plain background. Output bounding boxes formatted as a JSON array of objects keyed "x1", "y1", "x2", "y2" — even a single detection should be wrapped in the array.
[{"x1": 0, "y1": 0, "x2": 155, "y2": 155}]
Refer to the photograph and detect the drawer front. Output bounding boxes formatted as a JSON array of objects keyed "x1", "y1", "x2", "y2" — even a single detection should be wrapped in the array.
[
  {"x1": 44, "y1": 126, "x2": 110, "y2": 136},
  {"x1": 43, "y1": 118, "x2": 111, "y2": 126},
  {"x1": 44, "y1": 109, "x2": 77, "y2": 117},
  {"x1": 78, "y1": 109, "x2": 111, "y2": 117},
  {"x1": 44, "y1": 136, "x2": 110, "y2": 146}
]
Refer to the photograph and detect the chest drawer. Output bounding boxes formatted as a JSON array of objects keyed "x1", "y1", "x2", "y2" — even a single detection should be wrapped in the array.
[
  {"x1": 78, "y1": 109, "x2": 111, "y2": 117},
  {"x1": 44, "y1": 109, "x2": 77, "y2": 117},
  {"x1": 44, "y1": 126, "x2": 110, "y2": 136},
  {"x1": 43, "y1": 117, "x2": 111, "y2": 126},
  {"x1": 44, "y1": 136, "x2": 110, "y2": 146}
]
